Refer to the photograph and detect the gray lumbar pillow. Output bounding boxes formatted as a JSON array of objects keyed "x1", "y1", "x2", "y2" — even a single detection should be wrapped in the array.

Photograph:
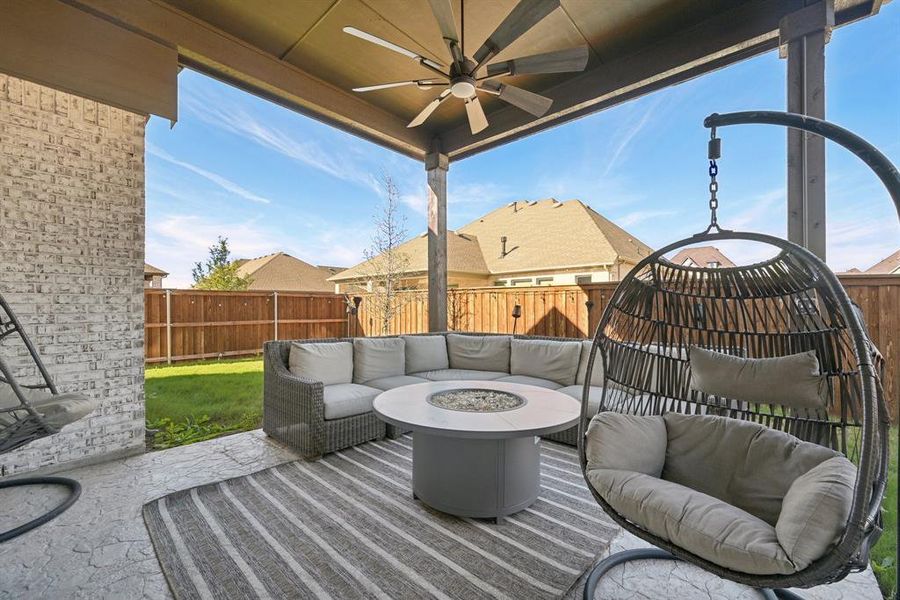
[
  {"x1": 290, "y1": 341, "x2": 353, "y2": 386},
  {"x1": 402, "y1": 335, "x2": 449, "y2": 374},
  {"x1": 776, "y1": 456, "x2": 856, "y2": 570},
  {"x1": 510, "y1": 338, "x2": 581, "y2": 385},
  {"x1": 689, "y1": 346, "x2": 827, "y2": 409},
  {"x1": 353, "y1": 337, "x2": 405, "y2": 383},
  {"x1": 446, "y1": 334, "x2": 511, "y2": 372}
]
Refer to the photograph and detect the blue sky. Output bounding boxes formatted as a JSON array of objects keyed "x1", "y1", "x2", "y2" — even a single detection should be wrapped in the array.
[{"x1": 147, "y1": 5, "x2": 899, "y2": 288}]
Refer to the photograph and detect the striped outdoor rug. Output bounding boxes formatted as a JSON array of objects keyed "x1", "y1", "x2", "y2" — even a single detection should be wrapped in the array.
[{"x1": 143, "y1": 436, "x2": 618, "y2": 600}]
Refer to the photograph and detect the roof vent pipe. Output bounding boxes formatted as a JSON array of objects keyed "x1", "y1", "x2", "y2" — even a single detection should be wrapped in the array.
[{"x1": 500, "y1": 236, "x2": 508, "y2": 258}]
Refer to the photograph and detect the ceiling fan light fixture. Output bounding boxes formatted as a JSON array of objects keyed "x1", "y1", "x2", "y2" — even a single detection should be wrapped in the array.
[{"x1": 450, "y1": 76, "x2": 477, "y2": 99}]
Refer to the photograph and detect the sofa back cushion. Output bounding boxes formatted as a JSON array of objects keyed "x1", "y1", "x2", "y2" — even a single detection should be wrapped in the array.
[
  {"x1": 289, "y1": 341, "x2": 353, "y2": 385},
  {"x1": 353, "y1": 338, "x2": 405, "y2": 383},
  {"x1": 446, "y1": 334, "x2": 511, "y2": 372},
  {"x1": 402, "y1": 335, "x2": 449, "y2": 373},
  {"x1": 575, "y1": 340, "x2": 605, "y2": 386},
  {"x1": 511, "y1": 338, "x2": 581, "y2": 385},
  {"x1": 689, "y1": 347, "x2": 827, "y2": 409}
]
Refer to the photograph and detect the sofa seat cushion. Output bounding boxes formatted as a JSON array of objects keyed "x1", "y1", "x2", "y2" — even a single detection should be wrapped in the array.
[
  {"x1": 410, "y1": 369, "x2": 508, "y2": 381},
  {"x1": 402, "y1": 335, "x2": 449, "y2": 373},
  {"x1": 353, "y1": 338, "x2": 405, "y2": 384},
  {"x1": 558, "y1": 385, "x2": 605, "y2": 415},
  {"x1": 496, "y1": 375, "x2": 562, "y2": 390},
  {"x1": 510, "y1": 338, "x2": 581, "y2": 385},
  {"x1": 446, "y1": 334, "x2": 511, "y2": 372},
  {"x1": 323, "y1": 383, "x2": 380, "y2": 420},
  {"x1": 588, "y1": 469, "x2": 796, "y2": 575},
  {"x1": 290, "y1": 341, "x2": 353, "y2": 385},
  {"x1": 364, "y1": 375, "x2": 429, "y2": 391}
]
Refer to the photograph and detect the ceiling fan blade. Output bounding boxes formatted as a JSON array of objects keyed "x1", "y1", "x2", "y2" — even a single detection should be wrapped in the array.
[
  {"x1": 408, "y1": 89, "x2": 452, "y2": 128},
  {"x1": 486, "y1": 46, "x2": 589, "y2": 77},
  {"x1": 465, "y1": 96, "x2": 489, "y2": 134},
  {"x1": 353, "y1": 80, "x2": 444, "y2": 92},
  {"x1": 481, "y1": 81, "x2": 552, "y2": 117},
  {"x1": 343, "y1": 26, "x2": 444, "y2": 70},
  {"x1": 426, "y1": 0, "x2": 464, "y2": 65},
  {"x1": 472, "y1": 0, "x2": 560, "y2": 66}
]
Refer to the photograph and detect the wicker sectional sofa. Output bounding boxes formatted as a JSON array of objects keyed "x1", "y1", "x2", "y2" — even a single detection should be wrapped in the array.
[{"x1": 263, "y1": 332, "x2": 607, "y2": 460}]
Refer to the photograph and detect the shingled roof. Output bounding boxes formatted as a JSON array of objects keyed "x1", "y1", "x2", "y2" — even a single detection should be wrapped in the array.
[
  {"x1": 865, "y1": 249, "x2": 900, "y2": 274},
  {"x1": 329, "y1": 232, "x2": 489, "y2": 282},
  {"x1": 330, "y1": 199, "x2": 652, "y2": 282},
  {"x1": 670, "y1": 246, "x2": 736, "y2": 268},
  {"x1": 144, "y1": 263, "x2": 168, "y2": 277},
  {"x1": 235, "y1": 252, "x2": 342, "y2": 292}
]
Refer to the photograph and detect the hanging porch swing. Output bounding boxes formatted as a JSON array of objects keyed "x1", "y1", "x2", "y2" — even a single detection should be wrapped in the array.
[{"x1": 578, "y1": 111, "x2": 896, "y2": 598}]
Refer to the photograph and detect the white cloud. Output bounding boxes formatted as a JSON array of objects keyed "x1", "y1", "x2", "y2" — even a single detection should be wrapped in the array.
[
  {"x1": 146, "y1": 144, "x2": 271, "y2": 205},
  {"x1": 180, "y1": 88, "x2": 384, "y2": 195},
  {"x1": 602, "y1": 96, "x2": 664, "y2": 177},
  {"x1": 614, "y1": 209, "x2": 678, "y2": 227}
]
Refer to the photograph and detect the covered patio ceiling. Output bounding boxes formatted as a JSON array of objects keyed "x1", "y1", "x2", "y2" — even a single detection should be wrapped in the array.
[{"x1": 33, "y1": 0, "x2": 884, "y2": 161}]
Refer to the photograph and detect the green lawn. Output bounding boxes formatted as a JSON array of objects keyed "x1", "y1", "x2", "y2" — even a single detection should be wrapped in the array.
[
  {"x1": 871, "y1": 427, "x2": 898, "y2": 599},
  {"x1": 145, "y1": 358, "x2": 263, "y2": 449},
  {"x1": 143, "y1": 358, "x2": 897, "y2": 595}
]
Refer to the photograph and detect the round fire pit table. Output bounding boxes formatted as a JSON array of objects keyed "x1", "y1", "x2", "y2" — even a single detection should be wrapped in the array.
[{"x1": 373, "y1": 380, "x2": 580, "y2": 523}]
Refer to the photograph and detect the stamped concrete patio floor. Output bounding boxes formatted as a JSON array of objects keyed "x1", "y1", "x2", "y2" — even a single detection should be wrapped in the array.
[{"x1": 0, "y1": 430, "x2": 881, "y2": 599}]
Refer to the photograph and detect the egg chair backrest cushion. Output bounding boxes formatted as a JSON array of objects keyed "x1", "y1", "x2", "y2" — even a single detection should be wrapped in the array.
[
  {"x1": 662, "y1": 413, "x2": 839, "y2": 526},
  {"x1": 689, "y1": 347, "x2": 827, "y2": 410}
]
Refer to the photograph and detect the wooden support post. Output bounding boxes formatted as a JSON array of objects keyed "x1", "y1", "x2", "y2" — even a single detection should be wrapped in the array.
[
  {"x1": 273, "y1": 291, "x2": 279, "y2": 340},
  {"x1": 165, "y1": 289, "x2": 172, "y2": 365},
  {"x1": 781, "y1": 1, "x2": 833, "y2": 261},
  {"x1": 426, "y1": 149, "x2": 449, "y2": 332}
]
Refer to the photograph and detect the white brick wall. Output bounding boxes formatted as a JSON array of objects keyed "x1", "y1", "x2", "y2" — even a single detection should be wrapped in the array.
[{"x1": 0, "y1": 75, "x2": 146, "y2": 476}]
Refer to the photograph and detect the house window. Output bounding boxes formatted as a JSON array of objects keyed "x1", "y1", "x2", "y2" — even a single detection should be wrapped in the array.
[
  {"x1": 575, "y1": 275, "x2": 592, "y2": 285},
  {"x1": 707, "y1": 261, "x2": 720, "y2": 268},
  {"x1": 494, "y1": 280, "x2": 507, "y2": 286},
  {"x1": 510, "y1": 278, "x2": 532, "y2": 286},
  {"x1": 535, "y1": 277, "x2": 553, "y2": 286}
]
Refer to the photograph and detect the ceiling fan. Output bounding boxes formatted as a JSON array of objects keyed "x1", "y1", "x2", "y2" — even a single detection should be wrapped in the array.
[{"x1": 343, "y1": 0, "x2": 589, "y2": 135}]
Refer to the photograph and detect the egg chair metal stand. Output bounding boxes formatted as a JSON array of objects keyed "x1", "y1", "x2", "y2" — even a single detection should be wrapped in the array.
[
  {"x1": 0, "y1": 294, "x2": 97, "y2": 543},
  {"x1": 578, "y1": 111, "x2": 895, "y2": 598}
]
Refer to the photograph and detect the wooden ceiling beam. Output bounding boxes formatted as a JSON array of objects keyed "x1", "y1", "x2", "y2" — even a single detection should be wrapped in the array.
[{"x1": 63, "y1": 0, "x2": 432, "y2": 160}]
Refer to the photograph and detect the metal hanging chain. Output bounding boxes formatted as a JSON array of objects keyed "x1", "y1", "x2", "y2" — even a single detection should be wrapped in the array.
[{"x1": 707, "y1": 126, "x2": 722, "y2": 231}]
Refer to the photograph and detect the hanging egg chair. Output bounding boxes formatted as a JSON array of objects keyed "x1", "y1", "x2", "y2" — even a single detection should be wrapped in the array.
[{"x1": 578, "y1": 112, "x2": 896, "y2": 598}]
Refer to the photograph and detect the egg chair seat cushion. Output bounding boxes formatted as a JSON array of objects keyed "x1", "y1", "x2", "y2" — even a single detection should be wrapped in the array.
[
  {"x1": 584, "y1": 412, "x2": 856, "y2": 575},
  {"x1": 588, "y1": 469, "x2": 796, "y2": 574}
]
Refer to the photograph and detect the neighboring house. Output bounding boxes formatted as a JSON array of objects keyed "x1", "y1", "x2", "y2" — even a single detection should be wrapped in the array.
[
  {"x1": 670, "y1": 246, "x2": 735, "y2": 269},
  {"x1": 234, "y1": 252, "x2": 343, "y2": 292},
  {"x1": 865, "y1": 249, "x2": 900, "y2": 274},
  {"x1": 330, "y1": 199, "x2": 654, "y2": 291},
  {"x1": 143, "y1": 263, "x2": 168, "y2": 288}
]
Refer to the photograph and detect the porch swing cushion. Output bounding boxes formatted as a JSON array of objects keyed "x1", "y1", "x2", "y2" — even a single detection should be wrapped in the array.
[
  {"x1": 20, "y1": 391, "x2": 99, "y2": 430},
  {"x1": 585, "y1": 412, "x2": 856, "y2": 574}
]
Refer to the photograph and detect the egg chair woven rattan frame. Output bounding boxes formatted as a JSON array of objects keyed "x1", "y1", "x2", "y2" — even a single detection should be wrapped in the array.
[{"x1": 577, "y1": 111, "x2": 896, "y2": 597}]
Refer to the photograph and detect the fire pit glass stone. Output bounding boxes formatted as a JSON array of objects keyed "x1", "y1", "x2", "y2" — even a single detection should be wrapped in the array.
[{"x1": 427, "y1": 388, "x2": 526, "y2": 413}]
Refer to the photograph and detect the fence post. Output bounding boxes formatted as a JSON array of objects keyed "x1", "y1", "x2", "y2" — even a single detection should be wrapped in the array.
[
  {"x1": 165, "y1": 289, "x2": 172, "y2": 365},
  {"x1": 273, "y1": 291, "x2": 279, "y2": 340}
]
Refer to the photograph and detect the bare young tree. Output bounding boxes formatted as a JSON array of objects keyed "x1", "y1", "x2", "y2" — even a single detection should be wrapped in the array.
[{"x1": 354, "y1": 174, "x2": 417, "y2": 335}]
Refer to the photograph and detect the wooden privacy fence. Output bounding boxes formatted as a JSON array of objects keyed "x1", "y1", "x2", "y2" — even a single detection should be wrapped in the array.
[{"x1": 145, "y1": 289, "x2": 348, "y2": 363}]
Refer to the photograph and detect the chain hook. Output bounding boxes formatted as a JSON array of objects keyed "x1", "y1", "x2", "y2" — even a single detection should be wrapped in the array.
[{"x1": 706, "y1": 127, "x2": 722, "y2": 233}]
